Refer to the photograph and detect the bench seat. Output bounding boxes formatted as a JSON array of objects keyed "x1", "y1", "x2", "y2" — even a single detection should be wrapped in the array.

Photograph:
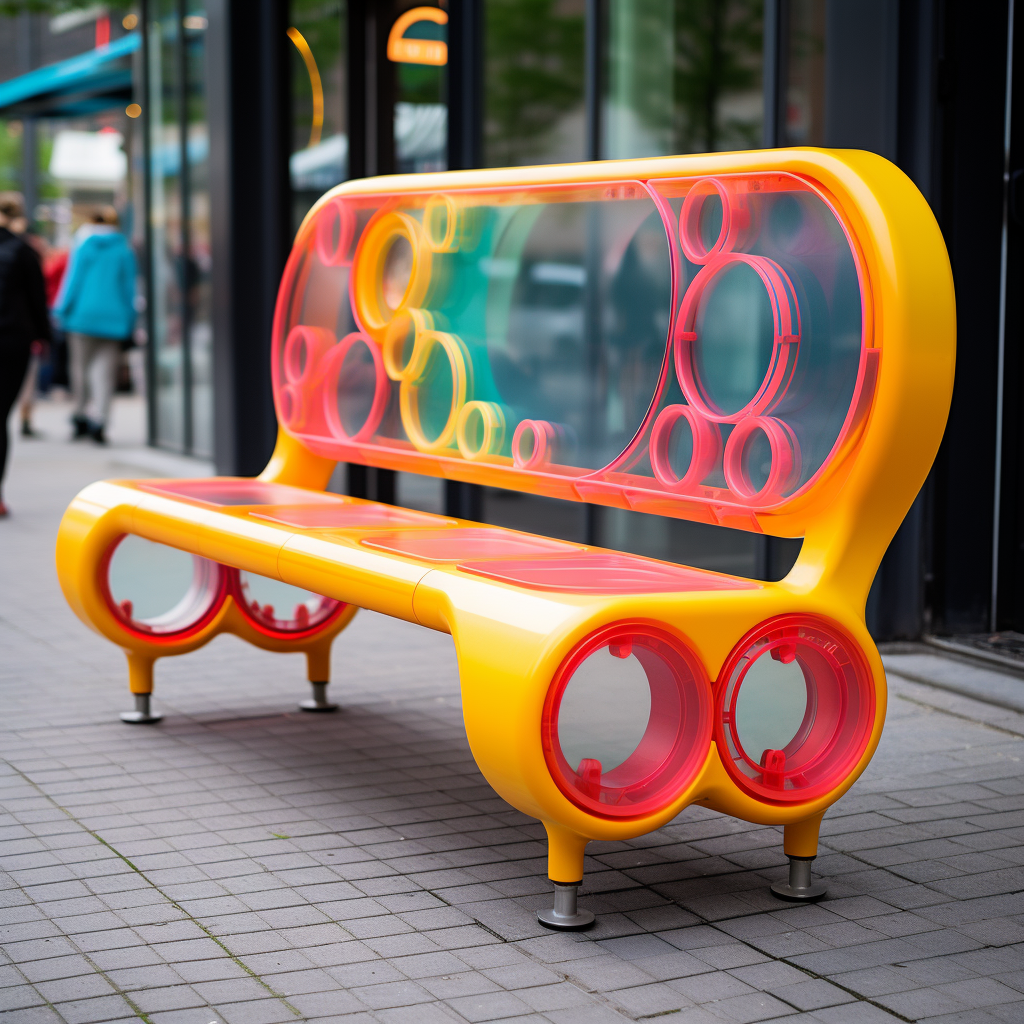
[{"x1": 65, "y1": 477, "x2": 763, "y2": 631}]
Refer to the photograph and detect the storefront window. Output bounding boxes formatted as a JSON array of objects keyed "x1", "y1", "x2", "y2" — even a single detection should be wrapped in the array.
[
  {"x1": 185, "y1": 2, "x2": 212, "y2": 455},
  {"x1": 147, "y1": 1, "x2": 211, "y2": 455},
  {"x1": 289, "y1": 1, "x2": 346, "y2": 229},
  {"x1": 603, "y1": 0, "x2": 763, "y2": 159},
  {"x1": 483, "y1": 0, "x2": 585, "y2": 167},
  {"x1": 148, "y1": 0, "x2": 185, "y2": 449}
]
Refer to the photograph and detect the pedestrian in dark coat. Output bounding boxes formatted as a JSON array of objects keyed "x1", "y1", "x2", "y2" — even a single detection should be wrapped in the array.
[{"x1": 0, "y1": 192, "x2": 51, "y2": 517}]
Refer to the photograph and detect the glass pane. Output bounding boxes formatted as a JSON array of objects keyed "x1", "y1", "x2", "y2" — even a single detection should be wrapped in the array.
[
  {"x1": 483, "y1": 0, "x2": 585, "y2": 166},
  {"x1": 604, "y1": 0, "x2": 764, "y2": 159},
  {"x1": 289, "y1": 1, "x2": 347, "y2": 230},
  {"x1": 558, "y1": 647, "x2": 652, "y2": 773},
  {"x1": 185, "y1": 1, "x2": 213, "y2": 456},
  {"x1": 783, "y1": 0, "x2": 825, "y2": 145},
  {"x1": 733, "y1": 655, "x2": 808, "y2": 763},
  {"x1": 149, "y1": 2, "x2": 186, "y2": 449}
]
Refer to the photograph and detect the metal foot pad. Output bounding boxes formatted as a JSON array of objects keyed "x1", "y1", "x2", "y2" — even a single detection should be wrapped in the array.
[
  {"x1": 537, "y1": 882, "x2": 595, "y2": 931},
  {"x1": 120, "y1": 694, "x2": 162, "y2": 725},
  {"x1": 300, "y1": 681, "x2": 338, "y2": 713},
  {"x1": 771, "y1": 856, "x2": 826, "y2": 902}
]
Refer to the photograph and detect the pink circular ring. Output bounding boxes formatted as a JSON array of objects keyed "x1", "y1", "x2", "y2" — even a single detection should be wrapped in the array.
[
  {"x1": 283, "y1": 325, "x2": 335, "y2": 386},
  {"x1": 723, "y1": 415, "x2": 801, "y2": 503},
  {"x1": 277, "y1": 383, "x2": 304, "y2": 430},
  {"x1": 512, "y1": 419, "x2": 556, "y2": 470},
  {"x1": 679, "y1": 177, "x2": 751, "y2": 264},
  {"x1": 674, "y1": 254, "x2": 801, "y2": 424},
  {"x1": 649, "y1": 404, "x2": 722, "y2": 491},
  {"x1": 315, "y1": 197, "x2": 356, "y2": 267},
  {"x1": 322, "y1": 332, "x2": 390, "y2": 443}
]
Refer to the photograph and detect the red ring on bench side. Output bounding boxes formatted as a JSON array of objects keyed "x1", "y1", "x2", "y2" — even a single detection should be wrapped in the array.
[
  {"x1": 714, "y1": 614, "x2": 876, "y2": 805},
  {"x1": 100, "y1": 536, "x2": 229, "y2": 643},
  {"x1": 542, "y1": 622, "x2": 712, "y2": 820},
  {"x1": 226, "y1": 568, "x2": 349, "y2": 640}
]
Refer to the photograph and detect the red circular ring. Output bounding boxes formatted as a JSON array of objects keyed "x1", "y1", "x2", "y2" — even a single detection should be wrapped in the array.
[
  {"x1": 649, "y1": 404, "x2": 722, "y2": 491},
  {"x1": 315, "y1": 197, "x2": 356, "y2": 267},
  {"x1": 321, "y1": 332, "x2": 390, "y2": 443},
  {"x1": 714, "y1": 614, "x2": 876, "y2": 804},
  {"x1": 542, "y1": 622, "x2": 712, "y2": 820},
  {"x1": 679, "y1": 177, "x2": 752, "y2": 264},
  {"x1": 101, "y1": 535, "x2": 228, "y2": 643},
  {"x1": 723, "y1": 415, "x2": 801, "y2": 502},
  {"x1": 226, "y1": 568, "x2": 349, "y2": 639},
  {"x1": 673, "y1": 254, "x2": 801, "y2": 424},
  {"x1": 512, "y1": 419, "x2": 555, "y2": 470}
]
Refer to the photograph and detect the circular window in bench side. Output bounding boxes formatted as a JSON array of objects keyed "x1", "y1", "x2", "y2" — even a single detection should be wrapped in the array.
[
  {"x1": 103, "y1": 535, "x2": 226, "y2": 639},
  {"x1": 716, "y1": 615, "x2": 875, "y2": 803},
  {"x1": 231, "y1": 570, "x2": 346, "y2": 637},
  {"x1": 542, "y1": 623, "x2": 712, "y2": 819}
]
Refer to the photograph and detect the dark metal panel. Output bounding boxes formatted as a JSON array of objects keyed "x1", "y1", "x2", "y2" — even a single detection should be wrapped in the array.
[
  {"x1": 928, "y1": 0, "x2": 1009, "y2": 634},
  {"x1": 209, "y1": 0, "x2": 291, "y2": 476},
  {"x1": 141, "y1": 0, "x2": 158, "y2": 448},
  {"x1": 762, "y1": 0, "x2": 787, "y2": 149},
  {"x1": 824, "y1": 0, "x2": 899, "y2": 160},
  {"x1": 447, "y1": 0, "x2": 482, "y2": 171},
  {"x1": 995, "y1": 1, "x2": 1024, "y2": 630}
]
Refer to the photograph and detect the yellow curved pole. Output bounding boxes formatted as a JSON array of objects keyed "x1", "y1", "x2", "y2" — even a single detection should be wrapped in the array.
[{"x1": 287, "y1": 26, "x2": 324, "y2": 149}]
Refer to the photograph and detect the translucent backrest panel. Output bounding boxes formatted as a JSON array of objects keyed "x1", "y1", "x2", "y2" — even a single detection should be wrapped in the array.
[{"x1": 272, "y1": 172, "x2": 876, "y2": 526}]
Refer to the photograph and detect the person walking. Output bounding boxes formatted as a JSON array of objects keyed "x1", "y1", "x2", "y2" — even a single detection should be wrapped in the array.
[
  {"x1": 57, "y1": 208, "x2": 136, "y2": 445},
  {"x1": 0, "y1": 192, "x2": 50, "y2": 518}
]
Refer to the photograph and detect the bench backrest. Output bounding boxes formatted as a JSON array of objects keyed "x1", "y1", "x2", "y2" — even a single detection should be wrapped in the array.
[{"x1": 269, "y1": 150, "x2": 954, "y2": 596}]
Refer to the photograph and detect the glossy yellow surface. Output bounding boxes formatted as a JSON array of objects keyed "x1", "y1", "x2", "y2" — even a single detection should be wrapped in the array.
[{"x1": 56, "y1": 149, "x2": 956, "y2": 883}]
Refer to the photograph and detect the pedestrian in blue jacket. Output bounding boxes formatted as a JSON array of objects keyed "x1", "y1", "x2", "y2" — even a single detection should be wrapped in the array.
[{"x1": 56, "y1": 208, "x2": 136, "y2": 444}]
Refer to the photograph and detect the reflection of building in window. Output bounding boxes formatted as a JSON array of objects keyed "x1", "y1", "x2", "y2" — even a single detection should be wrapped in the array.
[
  {"x1": 605, "y1": 0, "x2": 764, "y2": 159},
  {"x1": 484, "y1": 0, "x2": 585, "y2": 167},
  {"x1": 783, "y1": 0, "x2": 825, "y2": 145}
]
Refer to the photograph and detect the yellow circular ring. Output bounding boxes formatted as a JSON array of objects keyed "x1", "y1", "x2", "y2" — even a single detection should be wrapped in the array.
[
  {"x1": 382, "y1": 307, "x2": 434, "y2": 382},
  {"x1": 352, "y1": 210, "x2": 431, "y2": 341},
  {"x1": 399, "y1": 331, "x2": 469, "y2": 453},
  {"x1": 424, "y1": 194, "x2": 459, "y2": 252},
  {"x1": 456, "y1": 401, "x2": 506, "y2": 461}
]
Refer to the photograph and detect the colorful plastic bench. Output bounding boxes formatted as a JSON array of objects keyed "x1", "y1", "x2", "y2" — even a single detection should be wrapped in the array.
[{"x1": 56, "y1": 150, "x2": 955, "y2": 928}]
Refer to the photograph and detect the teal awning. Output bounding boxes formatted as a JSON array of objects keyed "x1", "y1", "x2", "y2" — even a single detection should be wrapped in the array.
[{"x1": 0, "y1": 33, "x2": 139, "y2": 118}]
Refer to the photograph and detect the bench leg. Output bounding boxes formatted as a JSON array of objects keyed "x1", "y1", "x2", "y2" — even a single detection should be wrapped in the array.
[
  {"x1": 771, "y1": 813, "x2": 826, "y2": 903},
  {"x1": 538, "y1": 823, "x2": 594, "y2": 931},
  {"x1": 300, "y1": 643, "x2": 338, "y2": 713},
  {"x1": 120, "y1": 654, "x2": 162, "y2": 724}
]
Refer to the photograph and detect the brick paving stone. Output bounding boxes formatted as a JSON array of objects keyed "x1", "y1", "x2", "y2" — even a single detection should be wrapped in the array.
[{"x1": 3, "y1": 408, "x2": 1024, "y2": 1023}]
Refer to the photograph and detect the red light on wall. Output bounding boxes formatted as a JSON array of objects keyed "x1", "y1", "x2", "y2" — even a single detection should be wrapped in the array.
[{"x1": 95, "y1": 15, "x2": 110, "y2": 48}]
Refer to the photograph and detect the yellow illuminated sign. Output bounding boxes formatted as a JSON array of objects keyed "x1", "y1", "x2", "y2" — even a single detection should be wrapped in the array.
[{"x1": 387, "y1": 7, "x2": 448, "y2": 66}]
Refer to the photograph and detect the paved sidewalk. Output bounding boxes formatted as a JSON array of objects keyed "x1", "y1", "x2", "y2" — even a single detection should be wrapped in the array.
[{"x1": 2, "y1": 402, "x2": 1024, "y2": 1024}]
